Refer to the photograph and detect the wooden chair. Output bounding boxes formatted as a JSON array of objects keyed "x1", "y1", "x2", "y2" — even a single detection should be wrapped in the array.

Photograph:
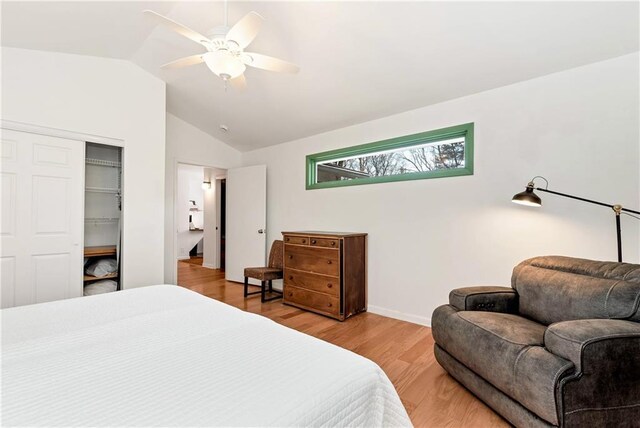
[{"x1": 244, "y1": 240, "x2": 284, "y2": 302}]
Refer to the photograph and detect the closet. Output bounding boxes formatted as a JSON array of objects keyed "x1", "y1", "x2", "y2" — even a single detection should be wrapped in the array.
[
  {"x1": 83, "y1": 143, "x2": 122, "y2": 295},
  {"x1": 0, "y1": 128, "x2": 124, "y2": 309}
]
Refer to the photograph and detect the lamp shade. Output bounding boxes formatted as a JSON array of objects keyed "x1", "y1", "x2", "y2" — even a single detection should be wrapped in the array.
[{"x1": 512, "y1": 185, "x2": 542, "y2": 207}]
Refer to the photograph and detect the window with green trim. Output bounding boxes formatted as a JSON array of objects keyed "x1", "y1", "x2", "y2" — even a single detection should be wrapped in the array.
[{"x1": 306, "y1": 123, "x2": 474, "y2": 190}]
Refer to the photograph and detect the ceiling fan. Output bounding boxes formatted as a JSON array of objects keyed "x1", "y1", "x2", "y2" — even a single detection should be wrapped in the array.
[{"x1": 144, "y1": 6, "x2": 299, "y2": 89}]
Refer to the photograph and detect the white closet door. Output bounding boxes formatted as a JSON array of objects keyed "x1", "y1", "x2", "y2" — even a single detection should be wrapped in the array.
[
  {"x1": 1, "y1": 129, "x2": 84, "y2": 308},
  {"x1": 225, "y1": 165, "x2": 267, "y2": 283}
]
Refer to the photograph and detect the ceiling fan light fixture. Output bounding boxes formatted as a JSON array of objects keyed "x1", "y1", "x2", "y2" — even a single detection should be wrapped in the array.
[
  {"x1": 146, "y1": 9, "x2": 299, "y2": 88},
  {"x1": 203, "y1": 51, "x2": 246, "y2": 79}
]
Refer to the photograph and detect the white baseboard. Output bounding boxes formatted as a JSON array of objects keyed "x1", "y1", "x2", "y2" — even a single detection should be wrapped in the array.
[
  {"x1": 202, "y1": 263, "x2": 217, "y2": 269},
  {"x1": 367, "y1": 305, "x2": 431, "y2": 327},
  {"x1": 177, "y1": 256, "x2": 190, "y2": 261}
]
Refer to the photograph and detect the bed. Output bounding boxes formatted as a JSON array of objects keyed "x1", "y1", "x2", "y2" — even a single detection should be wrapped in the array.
[{"x1": 1, "y1": 285, "x2": 411, "y2": 427}]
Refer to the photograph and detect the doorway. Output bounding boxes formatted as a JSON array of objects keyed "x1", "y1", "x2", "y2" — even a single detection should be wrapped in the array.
[{"x1": 175, "y1": 162, "x2": 226, "y2": 285}]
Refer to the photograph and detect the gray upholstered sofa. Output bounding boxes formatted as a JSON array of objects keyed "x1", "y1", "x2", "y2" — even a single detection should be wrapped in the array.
[{"x1": 432, "y1": 256, "x2": 640, "y2": 427}]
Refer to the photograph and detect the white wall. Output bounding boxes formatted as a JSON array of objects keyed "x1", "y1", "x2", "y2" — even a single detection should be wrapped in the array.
[
  {"x1": 176, "y1": 164, "x2": 204, "y2": 259},
  {"x1": 242, "y1": 53, "x2": 640, "y2": 325},
  {"x1": 1, "y1": 47, "x2": 166, "y2": 289},
  {"x1": 165, "y1": 113, "x2": 242, "y2": 282}
]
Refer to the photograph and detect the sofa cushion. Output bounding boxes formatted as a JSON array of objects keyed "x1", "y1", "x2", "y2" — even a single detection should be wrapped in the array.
[
  {"x1": 512, "y1": 256, "x2": 640, "y2": 325},
  {"x1": 432, "y1": 305, "x2": 574, "y2": 425},
  {"x1": 432, "y1": 305, "x2": 544, "y2": 393}
]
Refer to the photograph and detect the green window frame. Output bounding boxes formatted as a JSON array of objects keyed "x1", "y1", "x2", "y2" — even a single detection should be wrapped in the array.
[{"x1": 306, "y1": 122, "x2": 474, "y2": 190}]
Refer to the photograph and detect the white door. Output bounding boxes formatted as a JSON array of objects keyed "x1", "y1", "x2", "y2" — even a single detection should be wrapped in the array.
[
  {"x1": 225, "y1": 165, "x2": 267, "y2": 283},
  {"x1": 1, "y1": 129, "x2": 84, "y2": 308}
]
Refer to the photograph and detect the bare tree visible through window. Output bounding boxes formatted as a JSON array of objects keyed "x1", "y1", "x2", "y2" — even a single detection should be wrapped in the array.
[
  {"x1": 319, "y1": 138, "x2": 465, "y2": 181},
  {"x1": 308, "y1": 123, "x2": 473, "y2": 189}
]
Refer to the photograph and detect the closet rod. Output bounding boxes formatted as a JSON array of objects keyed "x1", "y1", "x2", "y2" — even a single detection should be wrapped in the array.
[{"x1": 85, "y1": 187, "x2": 120, "y2": 194}]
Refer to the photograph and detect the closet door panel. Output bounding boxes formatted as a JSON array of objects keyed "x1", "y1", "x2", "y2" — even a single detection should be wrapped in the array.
[
  {"x1": 1, "y1": 257, "x2": 16, "y2": 308},
  {"x1": 1, "y1": 172, "x2": 17, "y2": 237},
  {"x1": 33, "y1": 143, "x2": 73, "y2": 167},
  {"x1": 32, "y1": 175, "x2": 71, "y2": 234},
  {"x1": 0, "y1": 128, "x2": 84, "y2": 308},
  {"x1": 0, "y1": 136, "x2": 20, "y2": 308},
  {"x1": 1, "y1": 139, "x2": 18, "y2": 162},
  {"x1": 32, "y1": 253, "x2": 71, "y2": 303}
]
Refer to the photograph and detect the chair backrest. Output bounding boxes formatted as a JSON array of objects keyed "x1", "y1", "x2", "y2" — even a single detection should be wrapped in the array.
[
  {"x1": 511, "y1": 256, "x2": 640, "y2": 325},
  {"x1": 268, "y1": 240, "x2": 284, "y2": 269}
]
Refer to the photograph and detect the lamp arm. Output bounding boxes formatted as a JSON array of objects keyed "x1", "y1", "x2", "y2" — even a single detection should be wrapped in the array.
[
  {"x1": 622, "y1": 207, "x2": 640, "y2": 215},
  {"x1": 536, "y1": 188, "x2": 614, "y2": 209},
  {"x1": 536, "y1": 188, "x2": 640, "y2": 215}
]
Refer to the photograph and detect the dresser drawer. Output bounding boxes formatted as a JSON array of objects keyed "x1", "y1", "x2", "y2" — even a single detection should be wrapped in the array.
[
  {"x1": 309, "y1": 237, "x2": 339, "y2": 248},
  {"x1": 285, "y1": 246, "x2": 340, "y2": 276},
  {"x1": 284, "y1": 269, "x2": 339, "y2": 297},
  {"x1": 283, "y1": 235, "x2": 309, "y2": 245},
  {"x1": 285, "y1": 285, "x2": 339, "y2": 317}
]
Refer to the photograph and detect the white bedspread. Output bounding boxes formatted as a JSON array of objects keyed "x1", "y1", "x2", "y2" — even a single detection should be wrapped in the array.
[{"x1": 1, "y1": 285, "x2": 411, "y2": 427}]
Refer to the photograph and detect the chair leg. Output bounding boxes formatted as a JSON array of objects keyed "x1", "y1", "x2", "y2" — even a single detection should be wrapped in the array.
[
  {"x1": 261, "y1": 281, "x2": 266, "y2": 302},
  {"x1": 244, "y1": 277, "x2": 248, "y2": 297},
  {"x1": 262, "y1": 279, "x2": 283, "y2": 302}
]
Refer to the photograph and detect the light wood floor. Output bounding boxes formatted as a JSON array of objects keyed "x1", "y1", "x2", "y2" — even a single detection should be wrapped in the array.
[
  {"x1": 177, "y1": 261, "x2": 508, "y2": 428},
  {"x1": 181, "y1": 256, "x2": 204, "y2": 266}
]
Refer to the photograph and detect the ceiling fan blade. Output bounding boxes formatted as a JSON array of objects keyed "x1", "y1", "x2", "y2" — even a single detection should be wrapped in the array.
[
  {"x1": 144, "y1": 10, "x2": 210, "y2": 48},
  {"x1": 242, "y1": 52, "x2": 299, "y2": 74},
  {"x1": 161, "y1": 54, "x2": 205, "y2": 69},
  {"x1": 229, "y1": 74, "x2": 247, "y2": 90},
  {"x1": 226, "y1": 12, "x2": 263, "y2": 49}
]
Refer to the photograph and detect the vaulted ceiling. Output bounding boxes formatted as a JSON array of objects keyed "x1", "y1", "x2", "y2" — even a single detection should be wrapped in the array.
[{"x1": 2, "y1": 1, "x2": 638, "y2": 151}]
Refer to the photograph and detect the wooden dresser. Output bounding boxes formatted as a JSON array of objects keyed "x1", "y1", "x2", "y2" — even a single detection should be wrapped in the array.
[{"x1": 282, "y1": 231, "x2": 367, "y2": 320}]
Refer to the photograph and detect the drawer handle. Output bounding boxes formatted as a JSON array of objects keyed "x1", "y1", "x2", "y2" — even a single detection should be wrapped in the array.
[
  {"x1": 288, "y1": 292, "x2": 293, "y2": 297},
  {"x1": 331, "y1": 241, "x2": 336, "y2": 246},
  {"x1": 327, "y1": 303, "x2": 332, "y2": 308},
  {"x1": 327, "y1": 260, "x2": 332, "y2": 264},
  {"x1": 302, "y1": 239, "x2": 306, "y2": 243},
  {"x1": 289, "y1": 276, "x2": 293, "y2": 280},
  {"x1": 311, "y1": 239, "x2": 317, "y2": 244},
  {"x1": 288, "y1": 255, "x2": 293, "y2": 259},
  {"x1": 327, "y1": 283, "x2": 333, "y2": 288},
  {"x1": 285, "y1": 237, "x2": 290, "y2": 242}
]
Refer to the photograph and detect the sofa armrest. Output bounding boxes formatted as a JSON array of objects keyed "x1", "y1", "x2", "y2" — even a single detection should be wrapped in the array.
[
  {"x1": 448, "y1": 286, "x2": 518, "y2": 313},
  {"x1": 545, "y1": 319, "x2": 640, "y2": 372}
]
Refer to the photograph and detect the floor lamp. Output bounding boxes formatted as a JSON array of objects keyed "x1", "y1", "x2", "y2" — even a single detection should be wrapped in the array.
[{"x1": 512, "y1": 176, "x2": 640, "y2": 263}]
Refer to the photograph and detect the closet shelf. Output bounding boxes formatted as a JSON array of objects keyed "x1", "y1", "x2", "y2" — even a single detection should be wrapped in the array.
[
  {"x1": 86, "y1": 158, "x2": 122, "y2": 168},
  {"x1": 85, "y1": 187, "x2": 121, "y2": 194},
  {"x1": 85, "y1": 217, "x2": 120, "y2": 223},
  {"x1": 84, "y1": 245, "x2": 117, "y2": 257}
]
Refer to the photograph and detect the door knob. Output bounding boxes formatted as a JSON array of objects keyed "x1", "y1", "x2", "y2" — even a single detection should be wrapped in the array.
[{"x1": 258, "y1": 229, "x2": 265, "y2": 234}]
